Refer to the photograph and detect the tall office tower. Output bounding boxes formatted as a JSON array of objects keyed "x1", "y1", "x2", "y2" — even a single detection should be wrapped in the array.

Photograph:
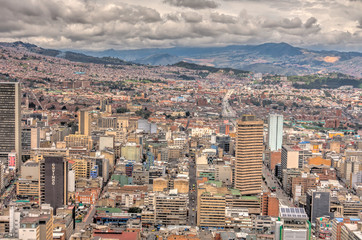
[
  {"x1": 40, "y1": 156, "x2": 68, "y2": 214},
  {"x1": 78, "y1": 110, "x2": 90, "y2": 136},
  {"x1": 268, "y1": 114, "x2": 283, "y2": 151},
  {"x1": 235, "y1": 115, "x2": 264, "y2": 195},
  {"x1": 0, "y1": 82, "x2": 21, "y2": 170}
]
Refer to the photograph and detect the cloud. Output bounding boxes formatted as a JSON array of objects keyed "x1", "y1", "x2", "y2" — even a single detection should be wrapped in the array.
[
  {"x1": 304, "y1": 17, "x2": 318, "y2": 29},
  {"x1": 0, "y1": 0, "x2": 360, "y2": 51},
  {"x1": 210, "y1": 13, "x2": 237, "y2": 23},
  {"x1": 181, "y1": 12, "x2": 203, "y2": 23},
  {"x1": 163, "y1": 0, "x2": 219, "y2": 9},
  {"x1": 262, "y1": 17, "x2": 302, "y2": 29}
]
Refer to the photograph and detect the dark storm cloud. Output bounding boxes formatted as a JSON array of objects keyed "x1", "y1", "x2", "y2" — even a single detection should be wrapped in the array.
[{"x1": 163, "y1": 0, "x2": 219, "y2": 9}]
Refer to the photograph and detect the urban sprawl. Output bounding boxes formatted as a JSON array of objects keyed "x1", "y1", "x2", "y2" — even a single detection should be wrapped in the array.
[{"x1": 0, "y1": 44, "x2": 361, "y2": 240}]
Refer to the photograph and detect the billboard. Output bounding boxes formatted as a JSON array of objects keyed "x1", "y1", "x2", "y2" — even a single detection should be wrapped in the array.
[{"x1": 8, "y1": 152, "x2": 16, "y2": 170}]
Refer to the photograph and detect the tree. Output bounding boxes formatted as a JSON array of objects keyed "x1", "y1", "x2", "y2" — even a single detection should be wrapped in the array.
[
  {"x1": 136, "y1": 108, "x2": 152, "y2": 119},
  {"x1": 29, "y1": 102, "x2": 36, "y2": 109},
  {"x1": 116, "y1": 107, "x2": 129, "y2": 113},
  {"x1": 128, "y1": 207, "x2": 142, "y2": 213}
]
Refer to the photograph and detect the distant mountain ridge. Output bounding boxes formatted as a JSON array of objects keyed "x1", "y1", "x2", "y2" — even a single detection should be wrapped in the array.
[
  {"x1": 1, "y1": 41, "x2": 361, "y2": 78},
  {"x1": 77, "y1": 42, "x2": 362, "y2": 77},
  {"x1": 0, "y1": 41, "x2": 134, "y2": 66}
]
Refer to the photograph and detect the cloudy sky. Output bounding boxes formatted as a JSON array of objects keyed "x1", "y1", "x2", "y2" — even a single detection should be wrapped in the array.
[{"x1": 0, "y1": 0, "x2": 362, "y2": 51}]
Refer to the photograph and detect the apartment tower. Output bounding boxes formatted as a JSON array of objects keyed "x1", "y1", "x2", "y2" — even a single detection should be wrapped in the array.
[
  {"x1": 0, "y1": 82, "x2": 21, "y2": 170},
  {"x1": 268, "y1": 114, "x2": 283, "y2": 151},
  {"x1": 235, "y1": 115, "x2": 264, "y2": 195}
]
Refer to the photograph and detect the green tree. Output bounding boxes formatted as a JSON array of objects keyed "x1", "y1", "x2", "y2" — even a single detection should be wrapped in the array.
[
  {"x1": 128, "y1": 207, "x2": 142, "y2": 213},
  {"x1": 116, "y1": 107, "x2": 129, "y2": 113}
]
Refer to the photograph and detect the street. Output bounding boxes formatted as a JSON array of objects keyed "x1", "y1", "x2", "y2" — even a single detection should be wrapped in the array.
[
  {"x1": 222, "y1": 89, "x2": 237, "y2": 118},
  {"x1": 75, "y1": 205, "x2": 96, "y2": 233},
  {"x1": 188, "y1": 157, "x2": 197, "y2": 226},
  {"x1": 262, "y1": 164, "x2": 294, "y2": 207}
]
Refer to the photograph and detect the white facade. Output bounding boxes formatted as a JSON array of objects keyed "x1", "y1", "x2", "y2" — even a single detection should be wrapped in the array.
[
  {"x1": 99, "y1": 136, "x2": 114, "y2": 151},
  {"x1": 68, "y1": 170, "x2": 75, "y2": 192},
  {"x1": 9, "y1": 206, "x2": 20, "y2": 237},
  {"x1": 268, "y1": 114, "x2": 283, "y2": 151},
  {"x1": 19, "y1": 227, "x2": 38, "y2": 240},
  {"x1": 283, "y1": 228, "x2": 308, "y2": 240}
]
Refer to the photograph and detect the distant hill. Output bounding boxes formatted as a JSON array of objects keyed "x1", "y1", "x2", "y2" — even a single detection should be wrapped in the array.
[
  {"x1": 77, "y1": 42, "x2": 362, "y2": 77},
  {"x1": 289, "y1": 72, "x2": 362, "y2": 89},
  {"x1": 173, "y1": 61, "x2": 249, "y2": 75},
  {"x1": 136, "y1": 53, "x2": 181, "y2": 65},
  {"x1": 0, "y1": 41, "x2": 134, "y2": 66}
]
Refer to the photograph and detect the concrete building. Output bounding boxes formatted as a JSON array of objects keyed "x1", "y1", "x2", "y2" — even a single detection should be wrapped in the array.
[
  {"x1": 198, "y1": 192, "x2": 226, "y2": 228},
  {"x1": 17, "y1": 161, "x2": 39, "y2": 198},
  {"x1": 154, "y1": 190, "x2": 188, "y2": 226},
  {"x1": 281, "y1": 145, "x2": 301, "y2": 175},
  {"x1": 235, "y1": 115, "x2": 263, "y2": 195},
  {"x1": 40, "y1": 156, "x2": 68, "y2": 214},
  {"x1": 268, "y1": 114, "x2": 283, "y2": 151},
  {"x1": 68, "y1": 170, "x2": 75, "y2": 192},
  {"x1": 279, "y1": 207, "x2": 310, "y2": 240},
  {"x1": 65, "y1": 134, "x2": 93, "y2": 149},
  {"x1": 78, "y1": 110, "x2": 90, "y2": 136},
  {"x1": 306, "y1": 189, "x2": 333, "y2": 223},
  {"x1": 121, "y1": 143, "x2": 141, "y2": 162},
  {"x1": 0, "y1": 82, "x2": 21, "y2": 170},
  {"x1": 315, "y1": 216, "x2": 332, "y2": 240},
  {"x1": 261, "y1": 192, "x2": 279, "y2": 217},
  {"x1": 99, "y1": 136, "x2": 114, "y2": 151}
]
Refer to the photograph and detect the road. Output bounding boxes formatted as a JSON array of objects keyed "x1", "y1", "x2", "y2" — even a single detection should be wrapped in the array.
[
  {"x1": 75, "y1": 205, "x2": 96, "y2": 233},
  {"x1": 262, "y1": 164, "x2": 294, "y2": 207},
  {"x1": 188, "y1": 157, "x2": 197, "y2": 226},
  {"x1": 222, "y1": 89, "x2": 237, "y2": 118}
]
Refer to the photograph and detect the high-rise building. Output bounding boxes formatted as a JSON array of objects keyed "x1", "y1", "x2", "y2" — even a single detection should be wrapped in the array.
[
  {"x1": 0, "y1": 82, "x2": 21, "y2": 170},
  {"x1": 78, "y1": 110, "x2": 90, "y2": 136},
  {"x1": 306, "y1": 189, "x2": 333, "y2": 224},
  {"x1": 235, "y1": 115, "x2": 264, "y2": 195},
  {"x1": 268, "y1": 114, "x2": 283, "y2": 151},
  {"x1": 40, "y1": 156, "x2": 68, "y2": 214}
]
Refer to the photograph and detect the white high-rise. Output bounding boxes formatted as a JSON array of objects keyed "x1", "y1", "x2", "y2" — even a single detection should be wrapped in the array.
[{"x1": 268, "y1": 114, "x2": 283, "y2": 151}]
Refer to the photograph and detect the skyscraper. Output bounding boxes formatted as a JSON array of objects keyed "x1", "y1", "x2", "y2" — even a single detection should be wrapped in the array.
[
  {"x1": 0, "y1": 82, "x2": 21, "y2": 170},
  {"x1": 78, "y1": 110, "x2": 90, "y2": 136},
  {"x1": 268, "y1": 114, "x2": 283, "y2": 151},
  {"x1": 235, "y1": 115, "x2": 264, "y2": 195},
  {"x1": 40, "y1": 156, "x2": 68, "y2": 214}
]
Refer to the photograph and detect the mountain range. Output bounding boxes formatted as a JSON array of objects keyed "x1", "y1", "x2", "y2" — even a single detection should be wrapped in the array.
[
  {"x1": 77, "y1": 43, "x2": 362, "y2": 77},
  {"x1": 1, "y1": 41, "x2": 361, "y2": 78}
]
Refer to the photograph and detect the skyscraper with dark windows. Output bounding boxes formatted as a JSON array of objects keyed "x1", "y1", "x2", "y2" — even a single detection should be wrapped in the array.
[
  {"x1": 40, "y1": 156, "x2": 68, "y2": 214},
  {"x1": 0, "y1": 82, "x2": 21, "y2": 170}
]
